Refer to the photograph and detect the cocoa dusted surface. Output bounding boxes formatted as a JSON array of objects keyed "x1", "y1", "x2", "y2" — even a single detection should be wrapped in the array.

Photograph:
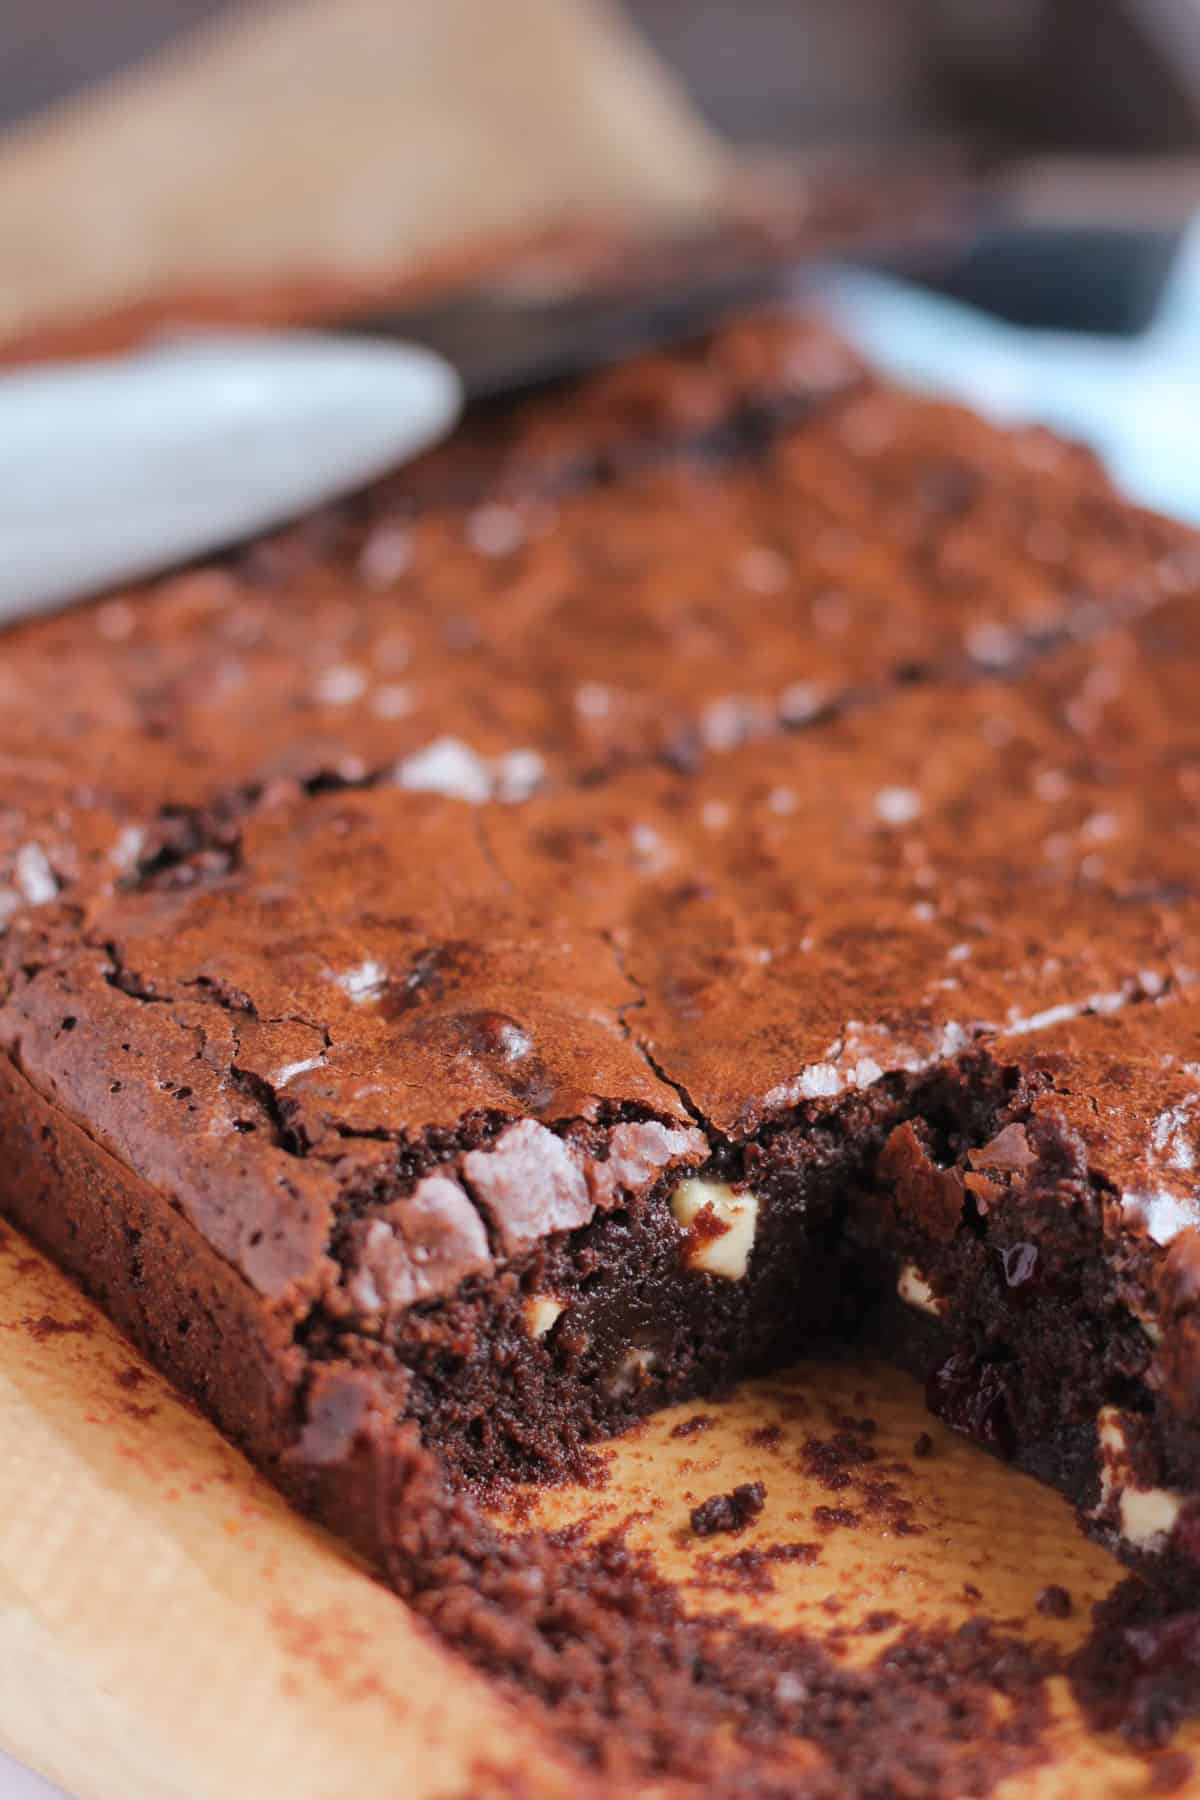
[
  {"x1": 2, "y1": 312, "x2": 1200, "y2": 1787},
  {"x1": 7, "y1": 628, "x2": 1200, "y2": 1318},
  {"x1": 0, "y1": 315, "x2": 1188, "y2": 911}
]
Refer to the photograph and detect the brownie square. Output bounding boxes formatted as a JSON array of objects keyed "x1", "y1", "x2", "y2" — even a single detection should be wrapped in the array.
[{"x1": 3, "y1": 313, "x2": 1200, "y2": 1776}]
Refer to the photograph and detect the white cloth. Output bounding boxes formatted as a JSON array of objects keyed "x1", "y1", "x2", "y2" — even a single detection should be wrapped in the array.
[
  {"x1": 0, "y1": 1752, "x2": 65, "y2": 1798},
  {"x1": 823, "y1": 218, "x2": 1200, "y2": 525}
]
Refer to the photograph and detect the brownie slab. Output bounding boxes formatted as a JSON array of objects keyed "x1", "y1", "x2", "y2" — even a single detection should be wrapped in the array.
[
  {"x1": 3, "y1": 314, "x2": 1200, "y2": 1771},
  {"x1": 3, "y1": 601, "x2": 1200, "y2": 1525},
  {"x1": 0, "y1": 319, "x2": 1187, "y2": 918}
]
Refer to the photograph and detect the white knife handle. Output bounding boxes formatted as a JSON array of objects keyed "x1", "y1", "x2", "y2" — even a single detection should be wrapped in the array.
[{"x1": 0, "y1": 332, "x2": 462, "y2": 621}]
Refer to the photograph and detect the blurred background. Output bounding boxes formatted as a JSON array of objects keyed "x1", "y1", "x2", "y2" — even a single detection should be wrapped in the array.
[
  {"x1": 3, "y1": 0, "x2": 1200, "y2": 347},
  {"x1": 5, "y1": 0, "x2": 1199, "y2": 516},
  {"x1": 7, "y1": 0, "x2": 1200, "y2": 149}
]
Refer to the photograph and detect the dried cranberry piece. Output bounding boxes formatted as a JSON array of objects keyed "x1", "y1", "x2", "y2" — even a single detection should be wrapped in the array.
[
  {"x1": 1070, "y1": 1578, "x2": 1200, "y2": 1747},
  {"x1": 926, "y1": 1351, "x2": 1016, "y2": 1458},
  {"x1": 1124, "y1": 1612, "x2": 1200, "y2": 1676},
  {"x1": 1175, "y1": 1504, "x2": 1200, "y2": 1565}
]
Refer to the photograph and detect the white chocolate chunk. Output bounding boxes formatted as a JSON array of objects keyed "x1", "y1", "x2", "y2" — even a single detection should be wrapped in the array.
[
  {"x1": 395, "y1": 736, "x2": 492, "y2": 804},
  {"x1": 875, "y1": 785, "x2": 922, "y2": 826},
  {"x1": 1123, "y1": 1186, "x2": 1200, "y2": 1246},
  {"x1": 1096, "y1": 1404, "x2": 1125, "y2": 1469},
  {"x1": 1094, "y1": 1406, "x2": 1184, "y2": 1552},
  {"x1": 523, "y1": 1295, "x2": 565, "y2": 1339},
  {"x1": 1129, "y1": 1305, "x2": 1163, "y2": 1346},
  {"x1": 1120, "y1": 1484, "x2": 1184, "y2": 1549},
  {"x1": 14, "y1": 843, "x2": 58, "y2": 905},
  {"x1": 313, "y1": 663, "x2": 366, "y2": 706},
  {"x1": 272, "y1": 1055, "x2": 326, "y2": 1086},
  {"x1": 670, "y1": 1179, "x2": 759, "y2": 1281},
  {"x1": 334, "y1": 958, "x2": 388, "y2": 1003},
  {"x1": 897, "y1": 1263, "x2": 943, "y2": 1316},
  {"x1": 609, "y1": 1344, "x2": 661, "y2": 1396}
]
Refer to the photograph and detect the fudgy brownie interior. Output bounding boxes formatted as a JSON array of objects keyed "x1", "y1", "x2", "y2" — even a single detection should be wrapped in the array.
[{"x1": 297, "y1": 1042, "x2": 1196, "y2": 1528}]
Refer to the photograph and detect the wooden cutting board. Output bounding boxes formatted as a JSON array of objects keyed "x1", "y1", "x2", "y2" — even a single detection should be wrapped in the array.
[
  {"x1": 0, "y1": 1222, "x2": 585, "y2": 1799},
  {"x1": 1, "y1": 1219, "x2": 1195, "y2": 1798},
  {"x1": 2, "y1": 4, "x2": 1192, "y2": 1789}
]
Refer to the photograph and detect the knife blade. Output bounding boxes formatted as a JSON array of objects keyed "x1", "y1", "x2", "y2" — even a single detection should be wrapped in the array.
[{"x1": 338, "y1": 218, "x2": 968, "y2": 402}]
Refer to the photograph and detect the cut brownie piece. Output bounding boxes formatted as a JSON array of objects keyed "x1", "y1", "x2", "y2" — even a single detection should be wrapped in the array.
[{"x1": 1, "y1": 310, "x2": 1200, "y2": 1630}]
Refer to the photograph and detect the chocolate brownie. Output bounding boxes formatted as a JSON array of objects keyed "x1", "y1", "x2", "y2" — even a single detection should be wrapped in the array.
[{"x1": 2, "y1": 310, "x2": 1200, "y2": 1779}]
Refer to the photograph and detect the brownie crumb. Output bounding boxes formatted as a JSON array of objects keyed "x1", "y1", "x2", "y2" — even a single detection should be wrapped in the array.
[
  {"x1": 115, "y1": 1364, "x2": 147, "y2": 1390},
  {"x1": 119, "y1": 1400, "x2": 158, "y2": 1422},
  {"x1": 913, "y1": 1431, "x2": 934, "y2": 1458},
  {"x1": 813, "y1": 1504, "x2": 860, "y2": 1530},
  {"x1": 768, "y1": 1540, "x2": 820, "y2": 1567},
  {"x1": 670, "y1": 1413, "x2": 714, "y2": 1440},
  {"x1": 1035, "y1": 1584, "x2": 1072, "y2": 1619},
  {"x1": 690, "y1": 1481, "x2": 767, "y2": 1537},
  {"x1": 692, "y1": 1540, "x2": 820, "y2": 1595},
  {"x1": 963, "y1": 1583, "x2": 983, "y2": 1602},
  {"x1": 692, "y1": 1546, "x2": 776, "y2": 1595},
  {"x1": 413, "y1": 1519, "x2": 1063, "y2": 1793},
  {"x1": 800, "y1": 1428, "x2": 876, "y2": 1491},
  {"x1": 745, "y1": 1423, "x2": 783, "y2": 1451},
  {"x1": 20, "y1": 1313, "x2": 94, "y2": 1341}
]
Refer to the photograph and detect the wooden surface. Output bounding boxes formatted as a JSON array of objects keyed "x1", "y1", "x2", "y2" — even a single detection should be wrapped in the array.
[
  {"x1": 2, "y1": 1218, "x2": 1196, "y2": 1797},
  {"x1": 0, "y1": 1224, "x2": 577, "y2": 1800}
]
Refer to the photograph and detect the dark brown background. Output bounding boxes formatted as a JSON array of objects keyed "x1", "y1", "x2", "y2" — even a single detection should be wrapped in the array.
[
  {"x1": 0, "y1": 0, "x2": 964, "y2": 143},
  {"x1": 1, "y1": 2, "x2": 1196, "y2": 159}
]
